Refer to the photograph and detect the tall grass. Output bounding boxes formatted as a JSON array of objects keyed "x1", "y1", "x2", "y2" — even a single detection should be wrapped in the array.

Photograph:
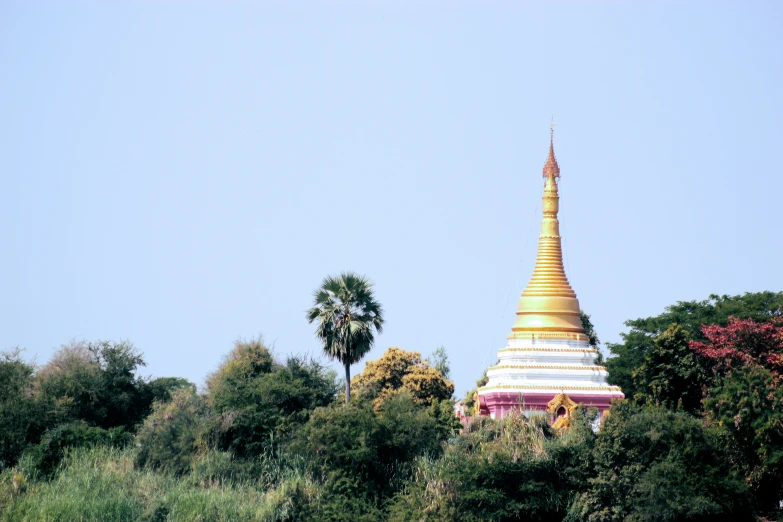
[{"x1": 0, "y1": 446, "x2": 320, "y2": 522}]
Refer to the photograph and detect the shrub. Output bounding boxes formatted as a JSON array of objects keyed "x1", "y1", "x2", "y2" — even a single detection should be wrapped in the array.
[
  {"x1": 21, "y1": 421, "x2": 131, "y2": 478},
  {"x1": 135, "y1": 388, "x2": 211, "y2": 476}
]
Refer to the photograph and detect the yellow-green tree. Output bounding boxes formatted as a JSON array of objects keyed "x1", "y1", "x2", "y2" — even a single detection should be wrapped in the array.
[{"x1": 352, "y1": 347, "x2": 454, "y2": 409}]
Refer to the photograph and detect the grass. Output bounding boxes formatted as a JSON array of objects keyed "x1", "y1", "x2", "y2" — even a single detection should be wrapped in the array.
[{"x1": 0, "y1": 446, "x2": 319, "y2": 522}]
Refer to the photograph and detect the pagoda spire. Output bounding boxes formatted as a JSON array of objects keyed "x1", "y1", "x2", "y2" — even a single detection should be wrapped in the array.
[
  {"x1": 542, "y1": 125, "x2": 560, "y2": 178},
  {"x1": 472, "y1": 129, "x2": 625, "y2": 423},
  {"x1": 509, "y1": 131, "x2": 584, "y2": 338}
]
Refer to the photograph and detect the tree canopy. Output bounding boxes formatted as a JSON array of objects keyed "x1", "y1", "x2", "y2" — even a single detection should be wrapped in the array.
[
  {"x1": 631, "y1": 324, "x2": 708, "y2": 413},
  {"x1": 605, "y1": 291, "x2": 783, "y2": 398},
  {"x1": 207, "y1": 337, "x2": 337, "y2": 458}
]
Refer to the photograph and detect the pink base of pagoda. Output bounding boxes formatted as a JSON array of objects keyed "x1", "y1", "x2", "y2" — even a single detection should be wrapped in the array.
[{"x1": 478, "y1": 390, "x2": 624, "y2": 419}]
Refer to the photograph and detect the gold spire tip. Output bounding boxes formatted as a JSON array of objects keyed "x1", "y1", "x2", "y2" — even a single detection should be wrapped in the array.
[{"x1": 543, "y1": 124, "x2": 560, "y2": 179}]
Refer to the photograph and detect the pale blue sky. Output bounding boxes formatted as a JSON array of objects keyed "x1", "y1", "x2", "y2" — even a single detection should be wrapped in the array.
[{"x1": 2, "y1": 1, "x2": 781, "y2": 395}]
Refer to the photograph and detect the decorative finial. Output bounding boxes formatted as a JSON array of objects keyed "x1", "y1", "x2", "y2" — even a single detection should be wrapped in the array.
[{"x1": 543, "y1": 121, "x2": 560, "y2": 179}]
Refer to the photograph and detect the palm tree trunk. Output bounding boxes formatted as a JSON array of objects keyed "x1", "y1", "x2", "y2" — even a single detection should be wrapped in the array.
[{"x1": 344, "y1": 361, "x2": 351, "y2": 405}]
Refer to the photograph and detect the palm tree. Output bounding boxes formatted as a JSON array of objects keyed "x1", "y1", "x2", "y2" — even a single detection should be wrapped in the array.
[{"x1": 307, "y1": 272, "x2": 384, "y2": 405}]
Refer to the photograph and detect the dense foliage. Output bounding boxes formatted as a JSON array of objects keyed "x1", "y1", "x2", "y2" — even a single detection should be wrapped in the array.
[
  {"x1": 389, "y1": 410, "x2": 596, "y2": 522},
  {"x1": 0, "y1": 341, "x2": 188, "y2": 472},
  {"x1": 566, "y1": 402, "x2": 751, "y2": 522},
  {"x1": 605, "y1": 291, "x2": 783, "y2": 398},
  {"x1": 631, "y1": 324, "x2": 708, "y2": 412},
  {"x1": 604, "y1": 291, "x2": 783, "y2": 519},
  {"x1": 2, "y1": 289, "x2": 783, "y2": 521}
]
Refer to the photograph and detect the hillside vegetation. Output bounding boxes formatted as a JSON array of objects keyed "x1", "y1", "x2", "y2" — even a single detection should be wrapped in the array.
[{"x1": 1, "y1": 290, "x2": 782, "y2": 522}]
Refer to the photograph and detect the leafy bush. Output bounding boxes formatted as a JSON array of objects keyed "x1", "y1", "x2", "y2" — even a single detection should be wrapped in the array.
[
  {"x1": 135, "y1": 388, "x2": 211, "y2": 476},
  {"x1": 308, "y1": 477, "x2": 386, "y2": 522},
  {"x1": 462, "y1": 368, "x2": 489, "y2": 413},
  {"x1": 21, "y1": 421, "x2": 131, "y2": 478}
]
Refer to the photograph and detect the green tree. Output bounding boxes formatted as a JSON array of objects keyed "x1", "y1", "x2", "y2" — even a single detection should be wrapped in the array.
[
  {"x1": 207, "y1": 338, "x2": 337, "y2": 458},
  {"x1": 581, "y1": 311, "x2": 604, "y2": 365},
  {"x1": 605, "y1": 291, "x2": 783, "y2": 400},
  {"x1": 427, "y1": 346, "x2": 451, "y2": 379},
  {"x1": 704, "y1": 365, "x2": 783, "y2": 515},
  {"x1": 88, "y1": 340, "x2": 152, "y2": 429},
  {"x1": 34, "y1": 342, "x2": 104, "y2": 426},
  {"x1": 389, "y1": 409, "x2": 597, "y2": 522},
  {"x1": 146, "y1": 377, "x2": 196, "y2": 404},
  {"x1": 566, "y1": 402, "x2": 751, "y2": 522},
  {"x1": 632, "y1": 324, "x2": 709, "y2": 413},
  {"x1": 0, "y1": 349, "x2": 46, "y2": 469},
  {"x1": 462, "y1": 368, "x2": 489, "y2": 413},
  {"x1": 580, "y1": 310, "x2": 600, "y2": 349},
  {"x1": 306, "y1": 272, "x2": 384, "y2": 405},
  {"x1": 34, "y1": 341, "x2": 154, "y2": 430},
  {"x1": 290, "y1": 391, "x2": 454, "y2": 502}
]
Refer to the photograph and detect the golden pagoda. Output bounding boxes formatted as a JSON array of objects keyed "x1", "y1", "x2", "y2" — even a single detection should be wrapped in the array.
[{"x1": 475, "y1": 131, "x2": 623, "y2": 420}]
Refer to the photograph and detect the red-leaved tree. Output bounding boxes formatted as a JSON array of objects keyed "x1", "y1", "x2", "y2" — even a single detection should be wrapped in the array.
[{"x1": 690, "y1": 316, "x2": 783, "y2": 377}]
